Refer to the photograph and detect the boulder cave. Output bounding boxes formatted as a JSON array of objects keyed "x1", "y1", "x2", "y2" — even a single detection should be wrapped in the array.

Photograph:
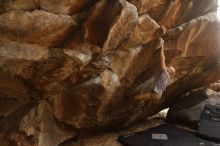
[{"x1": 0, "y1": 0, "x2": 220, "y2": 146}]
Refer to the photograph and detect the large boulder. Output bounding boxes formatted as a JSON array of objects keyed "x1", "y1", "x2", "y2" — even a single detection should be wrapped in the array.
[
  {"x1": 84, "y1": 0, "x2": 138, "y2": 53},
  {"x1": 0, "y1": 10, "x2": 77, "y2": 47},
  {"x1": 0, "y1": 0, "x2": 98, "y2": 15},
  {"x1": 0, "y1": 0, "x2": 220, "y2": 145},
  {"x1": 0, "y1": 0, "x2": 37, "y2": 13},
  {"x1": 0, "y1": 40, "x2": 80, "y2": 94},
  {"x1": 18, "y1": 101, "x2": 75, "y2": 146},
  {"x1": 123, "y1": 13, "x2": 165, "y2": 48},
  {"x1": 167, "y1": 89, "x2": 220, "y2": 129},
  {"x1": 130, "y1": 0, "x2": 218, "y2": 28},
  {"x1": 51, "y1": 39, "x2": 166, "y2": 129},
  {"x1": 164, "y1": 13, "x2": 220, "y2": 64}
]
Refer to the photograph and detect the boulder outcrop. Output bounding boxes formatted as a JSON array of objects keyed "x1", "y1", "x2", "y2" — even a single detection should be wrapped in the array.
[{"x1": 0, "y1": 0, "x2": 220, "y2": 145}]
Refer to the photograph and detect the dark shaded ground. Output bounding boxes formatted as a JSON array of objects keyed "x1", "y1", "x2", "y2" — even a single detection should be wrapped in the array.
[{"x1": 67, "y1": 110, "x2": 168, "y2": 146}]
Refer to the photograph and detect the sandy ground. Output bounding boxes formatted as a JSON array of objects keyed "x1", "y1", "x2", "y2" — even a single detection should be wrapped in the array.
[{"x1": 68, "y1": 110, "x2": 167, "y2": 146}]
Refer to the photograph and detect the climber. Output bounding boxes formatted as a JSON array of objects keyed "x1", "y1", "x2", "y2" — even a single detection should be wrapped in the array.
[
  {"x1": 134, "y1": 65, "x2": 175, "y2": 102},
  {"x1": 152, "y1": 65, "x2": 175, "y2": 96}
]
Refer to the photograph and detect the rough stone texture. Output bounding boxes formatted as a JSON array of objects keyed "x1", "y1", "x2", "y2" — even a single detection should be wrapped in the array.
[
  {"x1": 0, "y1": 0, "x2": 220, "y2": 145},
  {"x1": 167, "y1": 89, "x2": 220, "y2": 129},
  {"x1": 19, "y1": 101, "x2": 75, "y2": 146},
  {"x1": 0, "y1": 0, "x2": 37, "y2": 13},
  {"x1": 0, "y1": 10, "x2": 77, "y2": 47},
  {"x1": 0, "y1": 40, "x2": 80, "y2": 94},
  {"x1": 164, "y1": 13, "x2": 220, "y2": 65},
  {"x1": 0, "y1": 0, "x2": 97, "y2": 15},
  {"x1": 52, "y1": 38, "x2": 165, "y2": 129},
  {"x1": 209, "y1": 81, "x2": 220, "y2": 92},
  {"x1": 0, "y1": 70, "x2": 29, "y2": 119},
  {"x1": 84, "y1": 0, "x2": 138, "y2": 54},
  {"x1": 123, "y1": 13, "x2": 165, "y2": 48},
  {"x1": 130, "y1": 0, "x2": 218, "y2": 28}
]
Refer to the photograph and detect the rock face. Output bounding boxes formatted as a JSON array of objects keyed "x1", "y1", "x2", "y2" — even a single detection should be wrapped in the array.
[
  {"x1": 0, "y1": 10, "x2": 77, "y2": 47},
  {"x1": 167, "y1": 89, "x2": 220, "y2": 129},
  {"x1": 20, "y1": 101, "x2": 75, "y2": 146},
  {"x1": 130, "y1": 0, "x2": 218, "y2": 28},
  {"x1": 0, "y1": 0, "x2": 220, "y2": 145},
  {"x1": 0, "y1": 0, "x2": 98, "y2": 15}
]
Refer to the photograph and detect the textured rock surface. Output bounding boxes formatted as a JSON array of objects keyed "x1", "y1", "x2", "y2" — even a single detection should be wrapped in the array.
[
  {"x1": 0, "y1": 40, "x2": 80, "y2": 94},
  {"x1": 52, "y1": 38, "x2": 165, "y2": 129},
  {"x1": 0, "y1": 0, "x2": 220, "y2": 145},
  {"x1": 0, "y1": 10, "x2": 77, "y2": 47},
  {"x1": 19, "y1": 101, "x2": 75, "y2": 146},
  {"x1": 167, "y1": 89, "x2": 220, "y2": 129},
  {"x1": 0, "y1": 0, "x2": 98, "y2": 15},
  {"x1": 164, "y1": 13, "x2": 220, "y2": 64},
  {"x1": 130, "y1": 0, "x2": 218, "y2": 28}
]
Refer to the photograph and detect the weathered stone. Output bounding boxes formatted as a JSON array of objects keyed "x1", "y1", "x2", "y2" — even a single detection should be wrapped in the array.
[
  {"x1": 102, "y1": 0, "x2": 138, "y2": 53},
  {"x1": 0, "y1": 0, "x2": 37, "y2": 13},
  {"x1": 164, "y1": 13, "x2": 220, "y2": 64},
  {"x1": 126, "y1": 59, "x2": 220, "y2": 127},
  {"x1": 124, "y1": 13, "x2": 165, "y2": 48},
  {"x1": 130, "y1": 0, "x2": 218, "y2": 28},
  {"x1": 84, "y1": 0, "x2": 138, "y2": 53},
  {"x1": 163, "y1": 13, "x2": 220, "y2": 82},
  {"x1": 52, "y1": 39, "x2": 165, "y2": 129},
  {"x1": 84, "y1": 0, "x2": 123, "y2": 47},
  {"x1": 39, "y1": 0, "x2": 97, "y2": 15},
  {"x1": 0, "y1": 40, "x2": 80, "y2": 94},
  {"x1": 0, "y1": 0, "x2": 220, "y2": 144},
  {"x1": 0, "y1": 10, "x2": 77, "y2": 47},
  {"x1": 208, "y1": 81, "x2": 220, "y2": 92},
  {"x1": 19, "y1": 101, "x2": 75, "y2": 146},
  {"x1": 0, "y1": 0, "x2": 97, "y2": 15},
  {"x1": 167, "y1": 89, "x2": 220, "y2": 129},
  {"x1": 161, "y1": 58, "x2": 220, "y2": 108},
  {"x1": 0, "y1": 70, "x2": 29, "y2": 118}
]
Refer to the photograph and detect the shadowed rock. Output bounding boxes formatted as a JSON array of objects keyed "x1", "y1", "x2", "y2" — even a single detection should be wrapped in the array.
[
  {"x1": 167, "y1": 89, "x2": 220, "y2": 129},
  {"x1": 84, "y1": 0, "x2": 138, "y2": 54},
  {"x1": 19, "y1": 101, "x2": 75, "y2": 146}
]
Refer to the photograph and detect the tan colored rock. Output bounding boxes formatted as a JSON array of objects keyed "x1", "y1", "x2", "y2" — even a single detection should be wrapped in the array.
[
  {"x1": 102, "y1": 0, "x2": 138, "y2": 53},
  {"x1": 164, "y1": 13, "x2": 220, "y2": 79},
  {"x1": 165, "y1": 13, "x2": 220, "y2": 59},
  {"x1": 0, "y1": 0, "x2": 97, "y2": 15},
  {"x1": 130, "y1": 0, "x2": 218, "y2": 28},
  {"x1": 84, "y1": 0, "x2": 138, "y2": 53},
  {"x1": 125, "y1": 59, "x2": 220, "y2": 127},
  {"x1": 20, "y1": 101, "x2": 75, "y2": 146},
  {"x1": 0, "y1": 40, "x2": 80, "y2": 94},
  {"x1": 208, "y1": 81, "x2": 220, "y2": 92},
  {"x1": 0, "y1": 10, "x2": 77, "y2": 47},
  {"x1": 0, "y1": 0, "x2": 37, "y2": 12},
  {"x1": 52, "y1": 39, "x2": 165, "y2": 129},
  {"x1": 1, "y1": 0, "x2": 220, "y2": 143},
  {"x1": 129, "y1": 0, "x2": 167, "y2": 17},
  {"x1": 124, "y1": 13, "x2": 165, "y2": 48},
  {"x1": 161, "y1": 59, "x2": 220, "y2": 107},
  {"x1": 39, "y1": 0, "x2": 97, "y2": 15}
]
